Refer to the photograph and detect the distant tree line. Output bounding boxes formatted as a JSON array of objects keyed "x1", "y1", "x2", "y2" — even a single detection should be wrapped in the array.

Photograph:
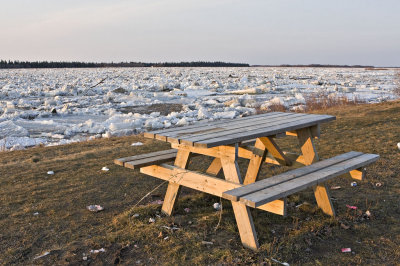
[
  {"x1": 253, "y1": 64, "x2": 375, "y2": 68},
  {"x1": 0, "y1": 60, "x2": 249, "y2": 69}
]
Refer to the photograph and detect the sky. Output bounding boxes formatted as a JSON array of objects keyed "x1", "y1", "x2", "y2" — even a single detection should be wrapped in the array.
[{"x1": 0, "y1": 0, "x2": 399, "y2": 66}]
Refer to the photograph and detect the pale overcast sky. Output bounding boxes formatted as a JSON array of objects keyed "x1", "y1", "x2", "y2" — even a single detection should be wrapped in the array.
[{"x1": 0, "y1": 0, "x2": 399, "y2": 66}]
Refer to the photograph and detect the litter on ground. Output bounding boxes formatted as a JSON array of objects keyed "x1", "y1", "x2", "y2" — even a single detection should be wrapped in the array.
[
  {"x1": 101, "y1": 166, "x2": 109, "y2": 171},
  {"x1": 131, "y1": 142, "x2": 144, "y2": 146},
  {"x1": 87, "y1": 205, "x2": 104, "y2": 212},
  {"x1": 341, "y1": 248, "x2": 352, "y2": 253},
  {"x1": 90, "y1": 248, "x2": 106, "y2": 254},
  {"x1": 47, "y1": 171, "x2": 54, "y2": 175},
  {"x1": 346, "y1": 205, "x2": 357, "y2": 210},
  {"x1": 213, "y1": 202, "x2": 221, "y2": 211},
  {"x1": 33, "y1": 251, "x2": 50, "y2": 260}
]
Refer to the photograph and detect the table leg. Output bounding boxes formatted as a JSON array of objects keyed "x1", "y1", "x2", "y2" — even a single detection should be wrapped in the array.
[
  {"x1": 161, "y1": 149, "x2": 191, "y2": 215},
  {"x1": 296, "y1": 127, "x2": 335, "y2": 217},
  {"x1": 243, "y1": 138, "x2": 267, "y2": 185},
  {"x1": 206, "y1": 158, "x2": 222, "y2": 176},
  {"x1": 220, "y1": 145, "x2": 259, "y2": 250}
]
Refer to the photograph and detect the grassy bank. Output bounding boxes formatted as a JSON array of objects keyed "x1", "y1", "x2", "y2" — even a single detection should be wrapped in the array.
[{"x1": 1, "y1": 100, "x2": 399, "y2": 265}]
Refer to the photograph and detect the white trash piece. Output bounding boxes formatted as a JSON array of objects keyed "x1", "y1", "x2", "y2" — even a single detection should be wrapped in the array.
[
  {"x1": 213, "y1": 202, "x2": 221, "y2": 211},
  {"x1": 90, "y1": 248, "x2": 105, "y2": 254},
  {"x1": 87, "y1": 205, "x2": 104, "y2": 212},
  {"x1": 131, "y1": 142, "x2": 144, "y2": 146},
  {"x1": 47, "y1": 171, "x2": 54, "y2": 175},
  {"x1": 33, "y1": 251, "x2": 50, "y2": 260},
  {"x1": 101, "y1": 167, "x2": 109, "y2": 171},
  {"x1": 397, "y1": 142, "x2": 400, "y2": 150}
]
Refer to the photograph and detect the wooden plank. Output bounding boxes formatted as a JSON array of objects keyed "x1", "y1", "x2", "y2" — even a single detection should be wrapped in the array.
[
  {"x1": 170, "y1": 143, "x2": 254, "y2": 160},
  {"x1": 180, "y1": 113, "x2": 316, "y2": 146},
  {"x1": 165, "y1": 112, "x2": 295, "y2": 142},
  {"x1": 259, "y1": 137, "x2": 292, "y2": 166},
  {"x1": 124, "y1": 151, "x2": 178, "y2": 169},
  {"x1": 145, "y1": 112, "x2": 287, "y2": 139},
  {"x1": 193, "y1": 115, "x2": 335, "y2": 148},
  {"x1": 161, "y1": 149, "x2": 191, "y2": 215},
  {"x1": 206, "y1": 158, "x2": 222, "y2": 176},
  {"x1": 240, "y1": 153, "x2": 380, "y2": 208},
  {"x1": 222, "y1": 151, "x2": 363, "y2": 201},
  {"x1": 114, "y1": 149, "x2": 177, "y2": 166},
  {"x1": 349, "y1": 168, "x2": 365, "y2": 180},
  {"x1": 296, "y1": 127, "x2": 319, "y2": 165},
  {"x1": 243, "y1": 138, "x2": 267, "y2": 185},
  {"x1": 313, "y1": 184, "x2": 335, "y2": 216},
  {"x1": 220, "y1": 152, "x2": 259, "y2": 250},
  {"x1": 286, "y1": 124, "x2": 320, "y2": 138},
  {"x1": 139, "y1": 164, "x2": 285, "y2": 215}
]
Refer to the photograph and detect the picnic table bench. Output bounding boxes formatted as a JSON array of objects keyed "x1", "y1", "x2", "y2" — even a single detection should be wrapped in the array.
[{"x1": 115, "y1": 112, "x2": 379, "y2": 250}]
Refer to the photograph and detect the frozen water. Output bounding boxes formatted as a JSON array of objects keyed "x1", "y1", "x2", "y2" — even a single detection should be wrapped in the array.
[{"x1": 0, "y1": 67, "x2": 398, "y2": 151}]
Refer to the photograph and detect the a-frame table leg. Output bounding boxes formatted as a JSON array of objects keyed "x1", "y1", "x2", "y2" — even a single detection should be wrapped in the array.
[
  {"x1": 206, "y1": 158, "x2": 222, "y2": 176},
  {"x1": 296, "y1": 127, "x2": 336, "y2": 217},
  {"x1": 220, "y1": 145, "x2": 259, "y2": 250},
  {"x1": 161, "y1": 149, "x2": 191, "y2": 215},
  {"x1": 243, "y1": 138, "x2": 267, "y2": 185}
]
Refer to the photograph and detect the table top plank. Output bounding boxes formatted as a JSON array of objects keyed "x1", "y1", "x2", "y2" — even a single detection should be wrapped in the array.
[
  {"x1": 145, "y1": 112, "x2": 335, "y2": 147},
  {"x1": 190, "y1": 115, "x2": 335, "y2": 148},
  {"x1": 163, "y1": 112, "x2": 292, "y2": 141},
  {"x1": 179, "y1": 113, "x2": 318, "y2": 145},
  {"x1": 145, "y1": 112, "x2": 285, "y2": 139},
  {"x1": 168, "y1": 113, "x2": 304, "y2": 143}
]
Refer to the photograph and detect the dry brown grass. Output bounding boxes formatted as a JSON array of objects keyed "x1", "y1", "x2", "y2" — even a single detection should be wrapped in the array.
[
  {"x1": 303, "y1": 92, "x2": 364, "y2": 111},
  {"x1": 1, "y1": 100, "x2": 400, "y2": 264}
]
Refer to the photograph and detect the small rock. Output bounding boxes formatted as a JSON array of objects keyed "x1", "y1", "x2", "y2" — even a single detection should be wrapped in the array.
[{"x1": 397, "y1": 142, "x2": 400, "y2": 150}]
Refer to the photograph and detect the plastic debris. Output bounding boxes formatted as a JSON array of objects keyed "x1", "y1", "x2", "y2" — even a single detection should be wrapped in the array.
[
  {"x1": 271, "y1": 258, "x2": 290, "y2": 266},
  {"x1": 350, "y1": 182, "x2": 357, "y2": 187},
  {"x1": 151, "y1": 200, "x2": 163, "y2": 205},
  {"x1": 149, "y1": 217, "x2": 155, "y2": 223},
  {"x1": 34, "y1": 251, "x2": 50, "y2": 260},
  {"x1": 83, "y1": 256, "x2": 88, "y2": 261},
  {"x1": 132, "y1": 213, "x2": 140, "y2": 218},
  {"x1": 213, "y1": 202, "x2": 221, "y2": 211},
  {"x1": 87, "y1": 205, "x2": 104, "y2": 212},
  {"x1": 346, "y1": 205, "x2": 357, "y2": 210},
  {"x1": 341, "y1": 248, "x2": 352, "y2": 253},
  {"x1": 47, "y1": 171, "x2": 54, "y2": 175},
  {"x1": 375, "y1": 182, "x2": 382, "y2": 187},
  {"x1": 365, "y1": 210, "x2": 371, "y2": 217},
  {"x1": 201, "y1": 241, "x2": 214, "y2": 245},
  {"x1": 397, "y1": 142, "x2": 400, "y2": 150},
  {"x1": 33, "y1": 212, "x2": 39, "y2": 216},
  {"x1": 161, "y1": 225, "x2": 179, "y2": 231},
  {"x1": 90, "y1": 248, "x2": 105, "y2": 254},
  {"x1": 184, "y1": 208, "x2": 190, "y2": 213},
  {"x1": 163, "y1": 236, "x2": 169, "y2": 240},
  {"x1": 331, "y1": 186, "x2": 341, "y2": 190},
  {"x1": 131, "y1": 142, "x2": 144, "y2": 146},
  {"x1": 101, "y1": 166, "x2": 109, "y2": 171}
]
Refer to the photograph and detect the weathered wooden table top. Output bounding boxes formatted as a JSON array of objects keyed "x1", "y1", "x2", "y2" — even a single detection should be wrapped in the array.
[{"x1": 145, "y1": 112, "x2": 336, "y2": 148}]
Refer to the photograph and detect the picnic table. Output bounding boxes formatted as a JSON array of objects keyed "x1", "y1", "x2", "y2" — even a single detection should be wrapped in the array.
[{"x1": 115, "y1": 112, "x2": 379, "y2": 250}]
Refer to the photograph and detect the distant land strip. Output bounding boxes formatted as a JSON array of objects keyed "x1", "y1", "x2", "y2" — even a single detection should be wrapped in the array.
[{"x1": 0, "y1": 60, "x2": 249, "y2": 69}]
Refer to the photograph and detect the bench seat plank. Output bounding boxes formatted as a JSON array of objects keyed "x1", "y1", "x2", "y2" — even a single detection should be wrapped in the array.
[
  {"x1": 236, "y1": 153, "x2": 379, "y2": 208},
  {"x1": 114, "y1": 149, "x2": 178, "y2": 168},
  {"x1": 222, "y1": 151, "x2": 363, "y2": 201}
]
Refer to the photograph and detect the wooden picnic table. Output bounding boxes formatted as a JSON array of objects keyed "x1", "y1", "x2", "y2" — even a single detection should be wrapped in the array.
[{"x1": 116, "y1": 111, "x2": 379, "y2": 250}]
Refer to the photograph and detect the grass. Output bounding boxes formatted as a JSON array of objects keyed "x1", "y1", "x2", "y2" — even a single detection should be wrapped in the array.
[{"x1": 1, "y1": 100, "x2": 400, "y2": 264}]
